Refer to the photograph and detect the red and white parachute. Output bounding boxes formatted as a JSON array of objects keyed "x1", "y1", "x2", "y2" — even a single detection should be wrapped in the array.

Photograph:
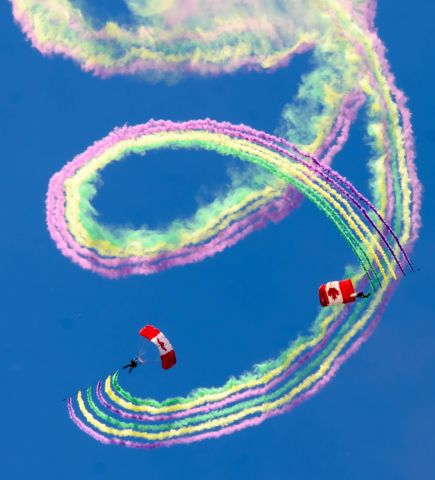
[
  {"x1": 318, "y1": 278, "x2": 370, "y2": 307},
  {"x1": 139, "y1": 325, "x2": 176, "y2": 370}
]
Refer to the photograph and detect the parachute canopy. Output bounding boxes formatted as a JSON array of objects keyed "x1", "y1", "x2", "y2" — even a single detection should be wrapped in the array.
[
  {"x1": 319, "y1": 278, "x2": 356, "y2": 307},
  {"x1": 139, "y1": 325, "x2": 176, "y2": 370}
]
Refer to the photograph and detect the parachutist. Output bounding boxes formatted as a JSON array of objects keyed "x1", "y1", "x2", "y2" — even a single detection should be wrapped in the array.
[
  {"x1": 356, "y1": 292, "x2": 371, "y2": 299},
  {"x1": 123, "y1": 358, "x2": 140, "y2": 373},
  {"x1": 319, "y1": 278, "x2": 371, "y2": 307}
]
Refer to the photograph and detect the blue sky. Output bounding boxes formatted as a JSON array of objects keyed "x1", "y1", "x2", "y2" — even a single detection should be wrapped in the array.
[{"x1": 1, "y1": 1, "x2": 434, "y2": 479}]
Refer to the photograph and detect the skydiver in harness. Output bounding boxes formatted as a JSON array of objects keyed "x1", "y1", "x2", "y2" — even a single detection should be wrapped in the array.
[
  {"x1": 353, "y1": 292, "x2": 371, "y2": 299},
  {"x1": 123, "y1": 357, "x2": 142, "y2": 373}
]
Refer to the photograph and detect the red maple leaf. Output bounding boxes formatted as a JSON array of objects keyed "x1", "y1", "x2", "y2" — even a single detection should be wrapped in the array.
[
  {"x1": 327, "y1": 287, "x2": 340, "y2": 300},
  {"x1": 157, "y1": 338, "x2": 167, "y2": 351}
]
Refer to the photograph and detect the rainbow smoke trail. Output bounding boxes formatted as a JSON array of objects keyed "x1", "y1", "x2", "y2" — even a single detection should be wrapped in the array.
[
  {"x1": 11, "y1": 0, "x2": 421, "y2": 447},
  {"x1": 46, "y1": 119, "x2": 406, "y2": 286},
  {"x1": 56, "y1": 117, "x2": 413, "y2": 448}
]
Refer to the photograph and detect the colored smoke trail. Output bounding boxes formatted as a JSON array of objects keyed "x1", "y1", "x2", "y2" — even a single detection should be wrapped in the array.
[
  {"x1": 46, "y1": 119, "x2": 402, "y2": 286},
  {"x1": 10, "y1": 0, "x2": 421, "y2": 447},
  {"x1": 10, "y1": 0, "x2": 332, "y2": 80}
]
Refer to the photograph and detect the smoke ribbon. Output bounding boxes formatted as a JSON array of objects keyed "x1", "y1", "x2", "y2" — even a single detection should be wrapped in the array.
[{"x1": 9, "y1": 0, "x2": 421, "y2": 448}]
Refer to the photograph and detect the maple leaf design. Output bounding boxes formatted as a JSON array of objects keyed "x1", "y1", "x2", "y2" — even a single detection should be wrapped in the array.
[
  {"x1": 157, "y1": 338, "x2": 167, "y2": 351},
  {"x1": 327, "y1": 287, "x2": 340, "y2": 301}
]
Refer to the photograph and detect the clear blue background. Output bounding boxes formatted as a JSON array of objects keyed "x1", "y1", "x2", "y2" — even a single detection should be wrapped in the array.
[{"x1": 1, "y1": 2, "x2": 434, "y2": 479}]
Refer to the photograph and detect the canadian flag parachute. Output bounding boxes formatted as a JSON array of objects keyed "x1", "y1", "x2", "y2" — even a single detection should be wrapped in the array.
[
  {"x1": 139, "y1": 325, "x2": 177, "y2": 370},
  {"x1": 318, "y1": 278, "x2": 364, "y2": 307}
]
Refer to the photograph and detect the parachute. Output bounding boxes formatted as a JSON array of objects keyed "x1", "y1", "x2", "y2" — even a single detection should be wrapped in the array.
[
  {"x1": 319, "y1": 278, "x2": 370, "y2": 307},
  {"x1": 139, "y1": 325, "x2": 176, "y2": 370}
]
